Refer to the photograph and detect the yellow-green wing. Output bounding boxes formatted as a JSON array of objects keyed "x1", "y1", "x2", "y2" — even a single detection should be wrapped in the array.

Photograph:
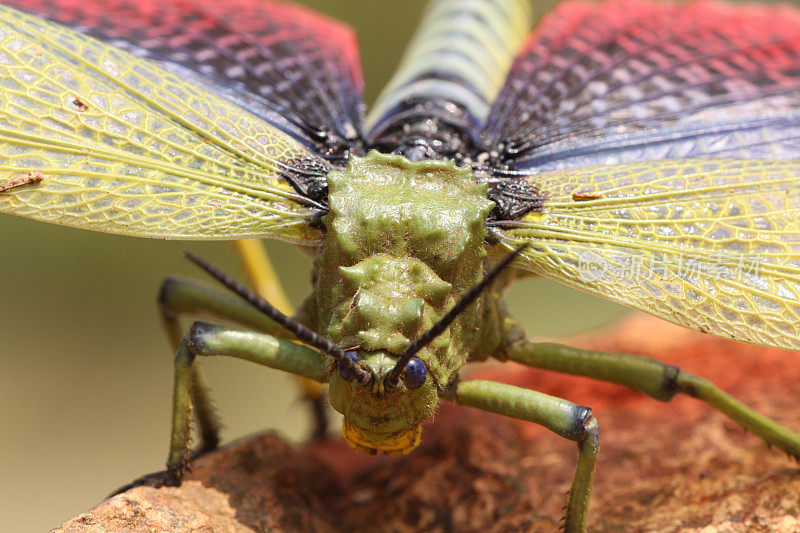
[
  {"x1": 497, "y1": 158, "x2": 800, "y2": 351},
  {"x1": 0, "y1": 5, "x2": 325, "y2": 243}
]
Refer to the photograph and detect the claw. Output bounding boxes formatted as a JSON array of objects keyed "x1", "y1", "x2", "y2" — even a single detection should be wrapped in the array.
[
  {"x1": 108, "y1": 468, "x2": 181, "y2": 497},
  {"x1": 109, "y1": 443, "x2": 219, "y2": 498},
  {"x1": 307, "y1": 394, "x2": 329, "y2": 441}
]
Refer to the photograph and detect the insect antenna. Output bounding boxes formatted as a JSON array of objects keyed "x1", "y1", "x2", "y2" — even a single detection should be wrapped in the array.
[
  {"x1": 183, "y1": 251, "x2": 369, "y2": 382},
  {"x1": 386, "y1": 244, "x2": 528, "y2": 385}
]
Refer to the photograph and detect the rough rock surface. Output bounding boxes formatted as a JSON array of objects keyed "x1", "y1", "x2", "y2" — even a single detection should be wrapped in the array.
[{"x1": 54, "y1": 315, "x2": 800, "y2": 532}]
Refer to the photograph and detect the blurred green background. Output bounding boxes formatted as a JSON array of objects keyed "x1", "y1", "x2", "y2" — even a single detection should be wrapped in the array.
[{"x1": 0, "y1": 0, "x2": 644, "y2": 530}]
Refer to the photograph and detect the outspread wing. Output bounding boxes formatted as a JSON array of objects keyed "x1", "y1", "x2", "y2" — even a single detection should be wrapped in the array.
[
  {"x1": 483, "y1": 0, "x2": 800, "y2": 171},
  {"x1": 483, "y1": 0, "x2": 800, "y2": 351},
  {"x1": 4, "y1": 0, "x2": 365, "y2": 162},
  {"x1": 496, "y1": 158, "x2": 800, "y2": 351},
  {"x1": 0, "y1": 5, "x2": 326, "y2": 242}
]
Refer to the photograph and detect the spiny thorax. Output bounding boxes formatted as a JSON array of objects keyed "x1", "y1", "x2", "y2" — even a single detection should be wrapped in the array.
[{"x1": 301, "y1": 151, "x2": 497, "y2": 387}]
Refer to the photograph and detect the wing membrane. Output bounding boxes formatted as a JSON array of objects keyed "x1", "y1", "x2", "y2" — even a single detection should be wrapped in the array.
[
  {"x1": 484, "y1": 0, "x2": 800, "y2": 171},
  {"x1": 0, "y1": 5, "x2": 324, "y2": 242},
  {"x1": 4, "y1": 0, "x2": 365, "y2": 161},
  {"x1": 497, "y1": 158, "x2": 800, "y2": 350}
]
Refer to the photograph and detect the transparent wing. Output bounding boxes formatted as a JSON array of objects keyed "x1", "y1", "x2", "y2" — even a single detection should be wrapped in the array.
[
  {"x1": 483, "y1": 0, "x2": 800, "y2": 172},
  {"x1": 4, "y1": 0, "x2": 365, "y2": 162},
  {"x1": 0, "y1": 5, "x2": 326, "y2": 242},
  {"x1": 495, "y1": 158, "x2": 800, "y2": 351}
]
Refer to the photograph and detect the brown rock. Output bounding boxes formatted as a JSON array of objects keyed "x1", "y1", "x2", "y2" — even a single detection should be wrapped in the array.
[{"x1": 54, "y1": 315, "x2": 800, "y2": 532}]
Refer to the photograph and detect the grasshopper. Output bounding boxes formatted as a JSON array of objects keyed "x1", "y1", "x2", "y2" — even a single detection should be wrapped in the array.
[{"x1": 2, "y1": 0, "x2": 800, "y2": 530}]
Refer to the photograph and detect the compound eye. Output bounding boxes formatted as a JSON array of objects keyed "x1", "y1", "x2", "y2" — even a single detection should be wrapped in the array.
[
  {"x1": 338, "y1": 350, "x2": 361, "y2": 382},
  {"x1": 405, "y1": 357, "x2": 427, "y2": 389}
]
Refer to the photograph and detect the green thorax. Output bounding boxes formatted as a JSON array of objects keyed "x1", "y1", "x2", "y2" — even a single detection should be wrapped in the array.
[{"x1": 303, "y1": 151, "x2": 497, "y2": 387}]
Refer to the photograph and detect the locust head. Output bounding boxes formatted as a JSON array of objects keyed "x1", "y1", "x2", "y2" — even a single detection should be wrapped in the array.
[{"x1": 328, "y1": 349, "x2": 438, "y2": 454}]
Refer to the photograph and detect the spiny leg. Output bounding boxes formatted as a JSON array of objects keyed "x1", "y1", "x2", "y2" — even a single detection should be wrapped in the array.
[
  {"x1": 445, "y1": 379, "x2": 599, "y2": 533},
  {"x1": 158, "y1": 276, "x2": 292, "y2": 453},
  {"x1": 233, "y1": 239, "x2": 329, "y2": 439},
  {"x1": 506, "y1": 340, "x2": 800, "y2": 458},
  {"x1": 158, "y1": 241, "x2": 326, "y2": 450},
  {"x1": 168, "y1": 321, "x2": 327, "y2": 484},
  {"x1": 113, "y1": 321, "x2": 328, "y2": 494},
  {"x1": 159, "y1": 276, "x2": 290, "y2": 345}
]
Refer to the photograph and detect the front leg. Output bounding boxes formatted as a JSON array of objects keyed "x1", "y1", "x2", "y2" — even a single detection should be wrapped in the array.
[
  {"x1": 166, "y1": 321, "x2": 327, "y2": 483},
  {"x1": 157, "y1": 276, "x2": 294, "y2": 454},
  {"x1": 158, "y1": 276, "x2": 290, "y2": 347},
  {"x1": 506, "y1": 340, "x2": 800, "y2": 458},
  {"x1": 160, "y1": 243, "x2": 330, "y2": 441},
  {"x1": 444, "y1": 379, "x2": 599, "y2": 533}
]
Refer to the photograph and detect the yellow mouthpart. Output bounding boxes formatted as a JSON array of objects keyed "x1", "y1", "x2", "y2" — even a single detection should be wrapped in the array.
[{"x1": 342, "y1": 419, "x2": 422, "y2": 455}]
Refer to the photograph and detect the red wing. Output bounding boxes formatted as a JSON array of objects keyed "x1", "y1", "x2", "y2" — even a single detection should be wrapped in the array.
[
  {"x1": 6, "y1": 0, "x2": 365, "y2": 163},
  {"x1": 483, "y1": 0, "x2": 800, "y2": 172}
]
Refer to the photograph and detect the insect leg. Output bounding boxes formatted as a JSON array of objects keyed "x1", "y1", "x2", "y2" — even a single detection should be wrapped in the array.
[
  {"x1": 445, "y1": 379, "x2": 598, "y2": 533},
  {"x1": 233, "y1": 239, "x2": 329, "y2": 439},
  {"x1": 232, "y1": 239, "x2": 293, "y2": 313},
  {"x1": 158, "y1": 276, "x2": 294, "y2": 452},
  {"x1": 506, "y1": 341, "x2": 800, "y2": 458},
  {"x1": 159, "y1": 276, "x2": 290, "y2": 345},
  {"x1": 166, "y1": 321, "x2": 328, "y2": 483}
]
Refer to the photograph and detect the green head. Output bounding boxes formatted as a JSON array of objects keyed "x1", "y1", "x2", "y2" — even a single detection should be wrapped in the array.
[
  {"x1": 328, "y1": 349, "x2": 438, "y2": 454},
  {"x1": 309, "y1": 151, "x2": 495, "y2": 454}
]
